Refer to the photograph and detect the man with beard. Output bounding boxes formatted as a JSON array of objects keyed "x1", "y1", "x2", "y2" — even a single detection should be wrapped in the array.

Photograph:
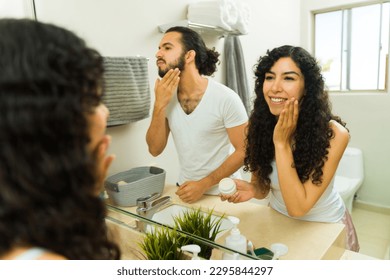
[{"x1": 146, "y1": 26, "x2": 248, "y2": 203}]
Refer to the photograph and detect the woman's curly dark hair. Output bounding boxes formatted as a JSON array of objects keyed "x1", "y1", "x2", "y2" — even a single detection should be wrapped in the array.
[
  {"x1": 0, "y1": 19, "x2": 120, "y2": 259},
  {"x1": 166, "y1": 26, "x2": 220, "y2": 75},
  {"x1": 244, "y1": 45, "x2": 347, "y2": 193}
]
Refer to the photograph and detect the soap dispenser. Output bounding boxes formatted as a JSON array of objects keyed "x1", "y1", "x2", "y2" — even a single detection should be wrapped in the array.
[
  {"x1": 181, "y1": 244, "x2": 201, "y2": 260},
  {"x1": 222, "y1": 216, "x2": 247, "y2": 260}
]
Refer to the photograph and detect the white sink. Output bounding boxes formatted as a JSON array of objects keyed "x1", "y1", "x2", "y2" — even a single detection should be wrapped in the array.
[{"x1": 149, "y1": 204, "x2": 233, "y2": 239}]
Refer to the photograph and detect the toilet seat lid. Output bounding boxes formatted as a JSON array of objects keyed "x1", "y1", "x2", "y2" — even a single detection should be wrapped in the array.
[{"x1": 334, "y1": 176, "x2": 359, "y2": 195}]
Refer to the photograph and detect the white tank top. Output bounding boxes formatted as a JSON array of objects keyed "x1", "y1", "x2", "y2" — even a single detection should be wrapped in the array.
[{"x1": 269, "y1": 161, "x2": 345, "y2": 223}]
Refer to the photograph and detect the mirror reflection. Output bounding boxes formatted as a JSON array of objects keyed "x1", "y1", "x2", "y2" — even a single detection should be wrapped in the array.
[{"x1": 1, "y1": 0, "x2": 389, "y2": 261}]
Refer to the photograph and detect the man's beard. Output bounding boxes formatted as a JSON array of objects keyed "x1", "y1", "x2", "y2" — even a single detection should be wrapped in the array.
[{"x1": 158, "y1": 54, "x2": 185, "y2": 78}]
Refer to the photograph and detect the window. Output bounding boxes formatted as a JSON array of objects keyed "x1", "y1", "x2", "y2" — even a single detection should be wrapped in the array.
[{"x1": 314, "y1": 2, "x2": 390, "y2": 91}]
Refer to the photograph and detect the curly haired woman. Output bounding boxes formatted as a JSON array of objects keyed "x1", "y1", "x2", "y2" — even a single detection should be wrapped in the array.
[
  {"x1": 0, "y1": 18, "x2": 120, "y2": 259},
  {"x1": 221, "y1": 45, "x2": 359, "y2": 252}
]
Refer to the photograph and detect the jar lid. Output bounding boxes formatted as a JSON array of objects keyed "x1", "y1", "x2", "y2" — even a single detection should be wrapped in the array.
[{"x1": 218, "y1": 178, "x2": 236, "y2": 195}]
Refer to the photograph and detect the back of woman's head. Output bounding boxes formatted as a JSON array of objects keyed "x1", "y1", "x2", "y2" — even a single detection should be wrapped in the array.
[
  {"x1": 166, "y1": 26, "x2": 220, "y2": 75},
  {"x1": 0, "y1": 18, "x2": 119, "y2": 259}
]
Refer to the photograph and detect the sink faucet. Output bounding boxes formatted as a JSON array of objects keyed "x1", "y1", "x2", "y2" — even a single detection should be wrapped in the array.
[{"x1": 135, "y1": 193, "x2": 171, "y2": 231}]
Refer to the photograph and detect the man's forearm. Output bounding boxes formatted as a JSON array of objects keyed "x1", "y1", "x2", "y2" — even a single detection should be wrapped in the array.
[
  {"x1": 199, "y1": 150, "x2": 245, "y2": 190},
  {"x1": 146, "y1": 106, "x2": 169, "y2": 156}
]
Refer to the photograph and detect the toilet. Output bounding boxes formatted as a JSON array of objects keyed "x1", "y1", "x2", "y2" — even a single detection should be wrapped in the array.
[{"x1": 334, "y1": 147, "x2": 364, "y2": 213}]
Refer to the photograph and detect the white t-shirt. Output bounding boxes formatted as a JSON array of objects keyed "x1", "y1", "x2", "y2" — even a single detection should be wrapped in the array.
[
  {"x1": 166, "y1": 77, "x2": 248, "y2": 194},
  {"x1": 269, "y1": 161, "x2": 346, "y2": 222}
]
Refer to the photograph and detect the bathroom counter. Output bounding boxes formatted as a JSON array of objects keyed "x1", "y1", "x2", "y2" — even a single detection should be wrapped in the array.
[
  {"x1": 164, "y1": 185, "x2": 345, "y2": 260},
  {"x1": 107, "y1": 184, "x2": 346, "y2": 260}
]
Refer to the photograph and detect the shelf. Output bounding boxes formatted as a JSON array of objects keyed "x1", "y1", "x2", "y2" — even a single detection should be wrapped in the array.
[{"x1": 158, "y1": 20, "x2": 242, "y2": 37}]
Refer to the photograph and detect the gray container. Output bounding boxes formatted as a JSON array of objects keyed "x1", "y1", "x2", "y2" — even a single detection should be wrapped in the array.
[{"x1": 105, "y1": 166, "x2": 166, "y2": 207}]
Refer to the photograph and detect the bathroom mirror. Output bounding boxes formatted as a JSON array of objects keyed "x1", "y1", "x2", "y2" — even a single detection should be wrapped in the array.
[{"x1": 22, "y1": 0, "x2": 389, "y2": 260}]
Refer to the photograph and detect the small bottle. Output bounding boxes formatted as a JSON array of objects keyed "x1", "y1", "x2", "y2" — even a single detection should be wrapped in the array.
[
  {"x1": 219, "y1": 178, "x2": 237, "y2": 195},
  {"x1": 181, "y1": 244, "x2": 201, "y2": 260},
  {"x1": 222, "y1": 216, "x2": 247, "y2": 260}
]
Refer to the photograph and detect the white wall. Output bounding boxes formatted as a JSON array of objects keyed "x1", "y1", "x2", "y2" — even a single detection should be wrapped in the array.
[
  {"x1": 34, "y1": 0, "x2": 300, "y2": 184},
  {"x1": 301, "y1": 0, "x2": 390, "y2": 208}
]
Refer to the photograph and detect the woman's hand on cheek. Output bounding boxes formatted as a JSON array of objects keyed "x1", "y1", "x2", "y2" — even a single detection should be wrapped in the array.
[{"x1": 273, "y1": 98, "x2": 299, "y2": 148}]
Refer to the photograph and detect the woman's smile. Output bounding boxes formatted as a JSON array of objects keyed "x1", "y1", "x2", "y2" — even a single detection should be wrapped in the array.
[{"x1": 263, "y1": 57, "x2": 305, "y2": 116}]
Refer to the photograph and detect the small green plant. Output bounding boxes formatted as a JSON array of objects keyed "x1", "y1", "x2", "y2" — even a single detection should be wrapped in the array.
[
  {"x1": 139, "y1": 207, "x2": 226, "y2": 260},
  {"x1": 138, "y1": 226, "x2": 184, "y2": 260},
  {"x1": 173, "y1": 207, "x2": 225, "y2": 259}
]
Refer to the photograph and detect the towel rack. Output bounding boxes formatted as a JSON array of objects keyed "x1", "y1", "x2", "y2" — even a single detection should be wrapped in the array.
[{"x1": 158, "y1": 20, "x2": 243, "y2": 38}]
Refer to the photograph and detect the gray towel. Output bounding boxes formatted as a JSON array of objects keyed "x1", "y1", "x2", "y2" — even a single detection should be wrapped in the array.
[
  {"x1": 103, "y1": 56, "x2": 150, "y2": 126},
  {"x1": 224, "y1": 35, "x2": 251, "y2": 115}
]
